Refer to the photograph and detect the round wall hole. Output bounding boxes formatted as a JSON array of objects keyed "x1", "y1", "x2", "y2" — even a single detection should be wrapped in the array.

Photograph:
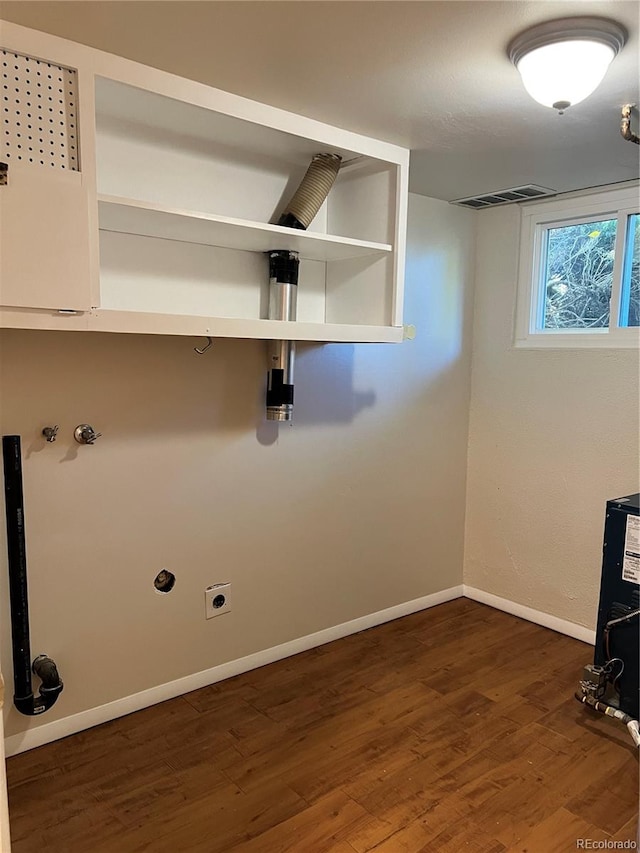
[{"x1": 154, "y1": 569, "x2": 176, "y2": 593}]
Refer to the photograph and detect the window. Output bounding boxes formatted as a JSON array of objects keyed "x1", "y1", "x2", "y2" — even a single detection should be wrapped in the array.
[{"x1": 515, "y1": 185, "x2": 640, "y2": 347}]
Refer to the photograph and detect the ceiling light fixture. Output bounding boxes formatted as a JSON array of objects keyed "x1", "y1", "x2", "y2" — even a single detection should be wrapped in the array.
[{"x1": 508, "y1": 17, "x2": 627, "y2": 114}]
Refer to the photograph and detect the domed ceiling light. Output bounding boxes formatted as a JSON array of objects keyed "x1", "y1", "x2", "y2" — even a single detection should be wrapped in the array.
[{"x1": 508, "y1": 17, "x2": 627, "y2": 114}]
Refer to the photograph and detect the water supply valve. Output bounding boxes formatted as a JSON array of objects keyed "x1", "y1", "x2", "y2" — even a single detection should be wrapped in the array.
[
  {"x1": 73, "y1": 424, "x2": 102, "y2": 445},
  {"x1": 41, "y1": 425, "x2": 59, "y2": 443}
]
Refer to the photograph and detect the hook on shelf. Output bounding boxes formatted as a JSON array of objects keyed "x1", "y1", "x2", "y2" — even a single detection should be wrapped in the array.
[{"x1": 194, "y1": 336, "x2": 214, "y2": 355}]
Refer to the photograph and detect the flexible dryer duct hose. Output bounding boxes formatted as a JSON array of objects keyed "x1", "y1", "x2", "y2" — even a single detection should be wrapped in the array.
[{"x1": 278, "y1": 153, "x2": 342, "y2": 230}]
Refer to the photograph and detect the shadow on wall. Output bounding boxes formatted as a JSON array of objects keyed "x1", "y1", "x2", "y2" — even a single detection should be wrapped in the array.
[
  {"x1": 255, "y1": 343, "x2": 376, "y2": 443},
  {"x1": 290, "y1": 344, "x2": 376, "y2": 425}
]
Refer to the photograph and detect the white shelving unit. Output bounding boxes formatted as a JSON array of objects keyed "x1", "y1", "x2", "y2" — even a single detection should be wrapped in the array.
[{"x1": 0, "y1": 21, "x2": 409, "y2": 344}]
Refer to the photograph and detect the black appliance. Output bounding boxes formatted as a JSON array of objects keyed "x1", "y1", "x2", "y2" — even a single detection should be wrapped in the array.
[{"x1": 593, "y1": 492, "x2": 639, "y2": 719}]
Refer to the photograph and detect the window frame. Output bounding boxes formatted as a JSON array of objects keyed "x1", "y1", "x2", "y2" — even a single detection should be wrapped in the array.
[{"x1": 515, "y1": 184, "x2": 640, "y2": 349}]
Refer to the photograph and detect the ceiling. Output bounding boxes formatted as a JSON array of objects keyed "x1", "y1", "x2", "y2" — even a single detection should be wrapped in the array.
[{"x1": 1, "y1": 1, "x2": 639, "y2": 201}]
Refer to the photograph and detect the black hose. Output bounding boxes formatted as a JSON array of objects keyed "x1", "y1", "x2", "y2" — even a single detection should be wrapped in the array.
[
  {"x1": 604, "y1": 608, "x2": 640, "y2": 660},
  {"x1": 2, "y1": 435, "x2": 63, "y2": 715}
]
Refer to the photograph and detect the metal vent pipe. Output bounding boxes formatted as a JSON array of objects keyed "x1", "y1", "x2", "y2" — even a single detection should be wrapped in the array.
[
  {"x1": 266, "y1": 153, "x2": 342, "y2": 422},
  {"x1": 266, "y1": 251, "x2": 298, "y2": 422}
]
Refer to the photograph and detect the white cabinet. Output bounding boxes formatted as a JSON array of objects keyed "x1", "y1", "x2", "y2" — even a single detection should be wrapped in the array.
[
  {"x1": 0, "y1": 37, "x2": 95, "y2": 314},
  {"x1": 0, "y1": 21, "x2": 408, "y2": 343},
  {"x1": 0, "y1": 164, "x2": 92, "y2": 311}
]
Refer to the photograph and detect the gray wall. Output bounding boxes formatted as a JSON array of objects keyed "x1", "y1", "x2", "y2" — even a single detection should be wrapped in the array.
[{"x1": 0, "y1": 194, "x2": 476, "y2": 742}]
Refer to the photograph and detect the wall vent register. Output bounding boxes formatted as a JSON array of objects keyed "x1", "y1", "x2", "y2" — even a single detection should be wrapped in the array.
[
  {"x1": 1, "y1": 48, "x2": 79, "y2": 170},
  {"x1": 452, "y1": 185, "x2": 556, "y2": 209}
]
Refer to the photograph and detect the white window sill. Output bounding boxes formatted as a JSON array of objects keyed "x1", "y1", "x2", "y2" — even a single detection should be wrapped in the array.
[{"x1": 514, "y1": 330, "x2": 640, "y2": 350}]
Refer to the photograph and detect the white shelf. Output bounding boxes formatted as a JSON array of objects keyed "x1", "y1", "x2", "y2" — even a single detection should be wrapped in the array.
[
  {"x1": 0, "y1": 306, "x2": 405, "y2": 342},
  {"x1": 97, "y1": 196, "x2": 393, "y2": 262},
  {"x1": 88, "y1": 310, "x2": 404, "y2": 343},
  {"x1": 94, "y1": 76, "x2": 405, "y2": 167}
]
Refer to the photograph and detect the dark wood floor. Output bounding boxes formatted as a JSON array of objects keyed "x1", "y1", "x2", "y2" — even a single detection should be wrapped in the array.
[{"x1": 6, "y1": 598, "x2": 639, "y2": 852}]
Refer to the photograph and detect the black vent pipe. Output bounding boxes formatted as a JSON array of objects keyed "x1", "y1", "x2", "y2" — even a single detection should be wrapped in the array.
[{"x1": 2, "y1": 435, "x2": 63, "y2": 715}]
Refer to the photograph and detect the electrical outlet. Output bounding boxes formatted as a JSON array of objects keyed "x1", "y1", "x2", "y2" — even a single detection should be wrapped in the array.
[{"x1": 205, "y1": 583, "x2": 231, "y2": 619}]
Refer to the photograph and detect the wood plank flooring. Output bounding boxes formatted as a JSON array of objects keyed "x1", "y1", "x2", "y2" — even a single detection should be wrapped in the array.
[{"x1": 6, "y1": 598, "x2": 639, "y2": 852}]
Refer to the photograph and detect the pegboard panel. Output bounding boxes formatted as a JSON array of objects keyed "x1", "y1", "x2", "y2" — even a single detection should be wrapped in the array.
[{"x1": 1, "y1": 48, "x2": 79, "y2": 170}]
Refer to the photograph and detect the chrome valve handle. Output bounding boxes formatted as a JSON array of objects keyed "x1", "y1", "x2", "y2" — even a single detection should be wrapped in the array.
[
  {"x1": 41, "y1": 425, "x2": 59, "y2": 443},
  {"x1": 73, "y1": 424, "x2": 102, "y2": 445}
]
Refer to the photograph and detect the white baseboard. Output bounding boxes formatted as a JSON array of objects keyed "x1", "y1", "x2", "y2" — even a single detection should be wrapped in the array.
[
  {"x1": 5, "y1": 584, "x2": 463, "y2": 757},
  {"x1": 4, "y1": 583, "x2": 597, "y2": 756},
  {"x1": 463, "y1": 585, "x2": 596, "y2": 645}
]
